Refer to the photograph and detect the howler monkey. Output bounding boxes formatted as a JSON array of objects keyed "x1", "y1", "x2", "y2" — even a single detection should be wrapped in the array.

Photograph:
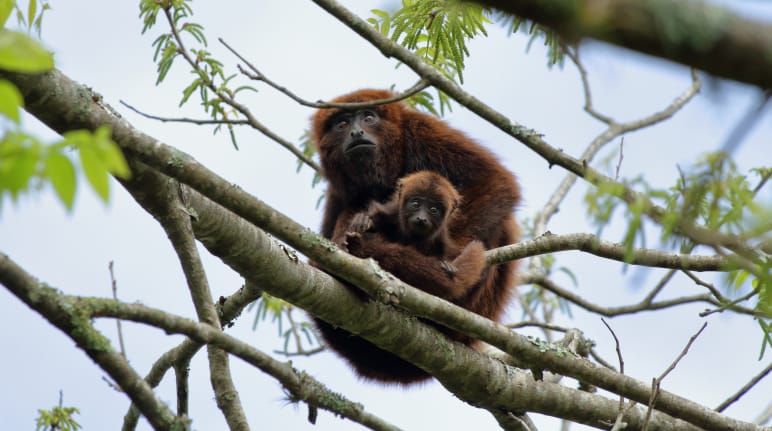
[
  {"x1": 311, "y1": 89, "x2": 521, "y2": 384},
  {"x1": 343, "y1": 170, "x2": 487, "y2": 299}
]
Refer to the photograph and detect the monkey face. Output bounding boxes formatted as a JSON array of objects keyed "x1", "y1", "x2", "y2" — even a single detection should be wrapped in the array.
[
  {"x1": 326, "y1": 110, "x2": 380, "y2": 159},
  {"x1": 401, "y1": 195, "x2": 446, "y2": 240}
]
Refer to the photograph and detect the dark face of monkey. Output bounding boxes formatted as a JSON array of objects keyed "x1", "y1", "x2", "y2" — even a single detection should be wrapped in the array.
[
  {"x1": 328, "y1": 110, "x2": 381, "y2": 161},
  {"x1": 400, "y1": 194, "x2": 447, "y2": 242}
]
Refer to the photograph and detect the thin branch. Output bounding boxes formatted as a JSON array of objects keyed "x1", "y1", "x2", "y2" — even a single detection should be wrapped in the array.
[
  {"x1": 488, "y1": 232, "x2": 728, "y2": 271},
  {"x1": 507, "y1": 321, "x2": 570, "y2": 332},
  {"x1": 719, "y1": 90, "x2": 771, "y2": 154},
  {"x1": 530, "y1": 60, "x2": 700, "y2": 255},
  {"x1": 601, "y1": 318, "x2": 630, "y2": 430},
  {"x1": 521, "y1": 270, "x2": 731, "y2": 318},
  {"x1": 220, "y1": 37, "x2": 430, "y2": 110},
  {"x1": 640, "y1": 269, "x2": 677, "y2": 305},
  {"x1": 563, "y1": 44, "x2": 613, "y2": 124},
  {"x1": 699, "y1": 287, "x2": 762, "y2": 318},
  {"x1": 715, "y1": 362, "x2": 772, "y2": 413},
  {"x1": 140, "y1": 167, "x2": 248, "y2": 429},
  {"x1": 108, "y1": 261, "x2": 127, "y2": 359},
  {"x1": 600, "y1": 318, "x2": 625, "y2": 376},
  {"x1": 642, "y1": 323, "x2": 708, "y2": 430},
  {"x1": 755, "y1": 402, "x2": 772, "y2": 426},
  {"x1": 120, "y1": 100, "x2": 250, "y2": 126},
  {"x1": 0, "y1": 254, "x2": 182, "y2": 430},
  {"x1": 159, "y1": 8, "x2": 321, "y2": 172}
]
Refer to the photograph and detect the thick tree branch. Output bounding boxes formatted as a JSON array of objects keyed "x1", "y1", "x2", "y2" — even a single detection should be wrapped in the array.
[
  {"x1": 0, "y1": 254, "x2": 184, "y2": 430},
  {"x1": 0, "y1": 254, "x2": 403, "y2": 431},
  {"x1": 135, "y1": 171, "x2": 248, "y2": 430},
  {"x1": 3, "y1": 67, "x2": 763, "y2": 431},
  {"x1": 472, "y1": 0, "x2": 772, "y2": 89}
]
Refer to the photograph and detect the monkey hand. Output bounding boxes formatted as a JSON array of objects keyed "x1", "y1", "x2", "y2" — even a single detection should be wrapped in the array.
[
  {"x1": 343, "y1": 231, "x2": 363, "y2": 254},
  {"x1": 440, "y1": 260, "x2": 458, "y2": 278},
  {"x1": 348, "y1": 212, "x2": 373, "y2": 234}
]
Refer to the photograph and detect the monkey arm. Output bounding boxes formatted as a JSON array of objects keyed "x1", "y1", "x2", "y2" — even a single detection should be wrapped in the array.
[
  {"x1": 345, "y1": 232, "x2": 482, "y2": 301},
  {"x1": 446, "y1": 240, "x2": 486, "y2": 289}
]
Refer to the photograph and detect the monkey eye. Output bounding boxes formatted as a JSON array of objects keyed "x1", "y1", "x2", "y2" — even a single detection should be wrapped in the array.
[
  {"x1": 407, "y1": 199, "x2": 420, "y2": 210},
  {"x1": 361, "y1": 111, "x2": 378, "y2": 125},
  {"x1": 333, "y1": 119, "x2": 349, "y2": 132},
  {"x1": 429, "y1": 206, "x2": 440, "y2": 215}
]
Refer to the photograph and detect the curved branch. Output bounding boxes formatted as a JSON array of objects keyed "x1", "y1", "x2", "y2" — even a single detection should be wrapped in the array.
[
  {"x1": 218, "y1": 37, "x2": 431, "y2": 110},
  {"x1": 488, "y1": 232, "x2": 728, "y2": 271},
  {"x1": 520, "y1": 270, "x2": 762, "y2": 318},
  {"x1": 0, "y1": 254, "x2": 182, "y2": 430}
]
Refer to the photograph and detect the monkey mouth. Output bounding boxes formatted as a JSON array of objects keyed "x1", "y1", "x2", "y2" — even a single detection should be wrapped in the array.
[{"x1": 344, "y1": 139, "x2": 376, "y2": 154}]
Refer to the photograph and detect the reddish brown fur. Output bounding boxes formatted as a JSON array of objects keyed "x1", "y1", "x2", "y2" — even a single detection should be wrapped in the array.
[
  {"x1": 311, "y1": 89, "x2": 521, "y2": 384},
  {"x1": 344, "y1": 171, "x2": 487, "y2": 300}
]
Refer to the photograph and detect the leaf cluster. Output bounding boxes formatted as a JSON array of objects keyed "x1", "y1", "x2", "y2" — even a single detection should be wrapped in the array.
[
  {"x1": 0, "y1": 1, "x2": 130, "y2": 213},
  {"x1": 35, "y1": 405, "x2": 81, "y2": 431},
  {"x1": 584, "y1": 151, "x2": 771, "y2": 332},
  {"x1": 140, "y1": 0, "x2": 256, "y2": 149},
  {"x1": 491, "y1": 11, "x2": 565, "y2": 68},
  {"x1": 249, "y1": 292, "x2": 320, "y2": 355}
]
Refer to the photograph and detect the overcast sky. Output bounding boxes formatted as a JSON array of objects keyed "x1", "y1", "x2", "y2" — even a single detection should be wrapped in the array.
[{"x1": 1, "y1": 1, "x2": 770, "y2": 430}]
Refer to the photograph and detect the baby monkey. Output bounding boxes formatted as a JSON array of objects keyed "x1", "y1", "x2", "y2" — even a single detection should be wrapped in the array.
[{"x1": 344, "y1": 170, "x2": 486, "y2": 299}]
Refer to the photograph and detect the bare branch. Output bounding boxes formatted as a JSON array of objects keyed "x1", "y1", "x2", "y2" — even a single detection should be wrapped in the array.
[
  {"x1": 642, "y1": 323, "x2": 708, "y2": 430},
  {"x1": 715, "y1": 362, "x2": 772, "y2": 413},
  {"x1": 530, "y1": 59, "x2": 700, "y2": 251},
  {"x1": 601, "y1": 318, "x2": 631, "y2": 430},
  {"x1": 489, "y1": 232, "x2": 728, "y2": 271},
  {"x1": 125, "y1": 163, "x2": 249, "y2": 429},
  {"x1": 719, "y1": 91, "x2": 771, "y2": 154},
  {"x1": 522, "y1": 270, "x2": 736, "y2": 318},
  {"x1": 120, "y1": 100, "x2": 250, "y2": 126},
  {"x1": 219, "y1": 37, "x2": 430, "y2": 110},
  {"x1": 108, "y1": 261, "x2": 127, "y2": 359},
  {"x1": 0, "y1": 255, "x2": 183, "y2": 430}
]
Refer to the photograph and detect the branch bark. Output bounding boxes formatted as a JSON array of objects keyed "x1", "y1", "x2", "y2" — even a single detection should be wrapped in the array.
[{"x1": 473, "y1": 0, "x2": 772, "y2": 89}]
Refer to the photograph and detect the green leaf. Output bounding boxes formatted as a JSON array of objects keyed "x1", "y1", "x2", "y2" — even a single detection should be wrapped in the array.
[
  {"x1": 44, "y1": 152, "x2": 76, "y2": 210},
  {"x1": 0, "y1": 79, "x2": 22, "y2": 123},
  {"x1": 0, "y1": 29, "x2": 53, "y2": 72},
  {"x1": 0, "y1": 137, "x2": 39, "y2": 197},
  {"x1": 93, "y1": 125, "x2": 131, "y2": 179},
  {"x1": 27, "y1": 0, "x2": 37, "y2": 29},
  {"x1": 78, "y1": 142, "x2": 110, "y2": 202},
  {"x1": 0, "y1": 0, "x2": 13, "y2": 28}
]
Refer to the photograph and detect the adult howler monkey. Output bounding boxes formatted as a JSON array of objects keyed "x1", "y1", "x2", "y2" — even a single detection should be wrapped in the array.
[{"x1": 311, "y1": 89, "x2": 521, "y2": 384}]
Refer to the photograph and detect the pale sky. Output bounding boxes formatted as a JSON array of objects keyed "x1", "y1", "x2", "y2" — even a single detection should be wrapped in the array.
[{"x1": 1, "y1": 1, "x2": 770, "y2": 430}]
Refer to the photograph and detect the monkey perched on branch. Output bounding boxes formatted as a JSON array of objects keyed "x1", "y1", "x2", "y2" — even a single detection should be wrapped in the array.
[{"x1": 311, "y1": 89, "x2": 521, "y2": 384}]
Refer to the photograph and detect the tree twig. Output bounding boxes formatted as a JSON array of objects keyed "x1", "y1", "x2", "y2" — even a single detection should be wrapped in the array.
[
  {"x1": 714, "y1": 361, "x2": 772, "y2": 413},
  {"x1": 642, "y1": 323, "x2": 708, "y2": 430}
]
